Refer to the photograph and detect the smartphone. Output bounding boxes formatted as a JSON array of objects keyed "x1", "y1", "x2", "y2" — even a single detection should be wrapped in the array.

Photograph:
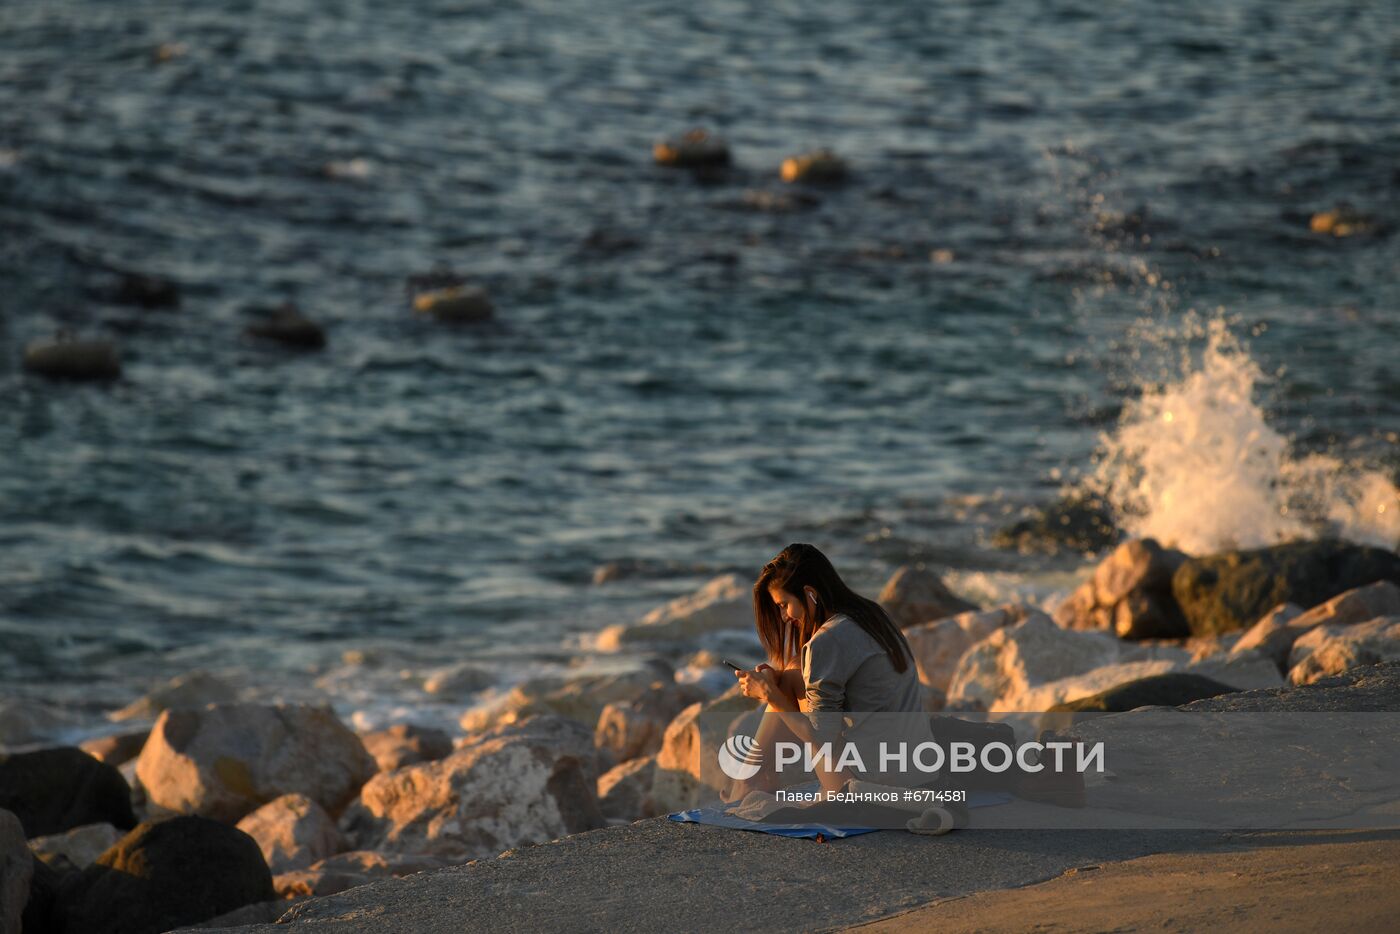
[{"x1": 721, "y1": 659, "x2": 744, "y2": 672}]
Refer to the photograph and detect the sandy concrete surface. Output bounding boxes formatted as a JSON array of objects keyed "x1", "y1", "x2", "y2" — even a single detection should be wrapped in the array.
[
  {"x1": 847, "y1": 831, "x2": 1400, "y2": 933},
  {"x1": 191, "y1": 820, "x2": 1238, "y2": 933}
]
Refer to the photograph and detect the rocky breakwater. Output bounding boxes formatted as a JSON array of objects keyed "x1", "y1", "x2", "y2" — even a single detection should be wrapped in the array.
[{"x1": 941, "y1": 537, "x2": 1400, "y2": 716}]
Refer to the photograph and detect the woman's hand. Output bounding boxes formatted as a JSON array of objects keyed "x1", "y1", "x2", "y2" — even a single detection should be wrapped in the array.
[{"x1": 735, "y1": 665, "x2": 779, "y2": 705}]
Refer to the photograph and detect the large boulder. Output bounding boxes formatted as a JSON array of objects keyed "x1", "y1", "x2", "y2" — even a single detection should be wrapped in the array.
[
  {"x1": 597, "y1": 756, "x2": 659, "y2": 821},
  {"x1": 596, "y1": 575, "x2": 751, "y2": 649},
  {"x1": 235, "y1": 794, "x2": 342, "y2": 874},
  {"x1": 594, "y1": 681, "x2": 707, "y2": 763},
  {"x1": 1054, "y1": 539, "x2": 1191, "y2": 639},
  {"x1": 1287, "y1": 617, "x2": 1400, "y2": 685},
  {"x1": 1171, "y1": 540, "x2": 1400, "y2": 637},
  {"x1": 1231, "y1": 582, "x2": 1400, "y2": 672},
  {"x1": 877, "y1": 566, "x2": 978, "y2": 628},
  {"x1": 1230, "y1": 603, "x2": 1306, "y2": 669},
  {"x1": 136, "y1": 704, "x2": 377, "y2": 823},
  {"x1": 59, "y1": 816, "x2": 275, "y2": 934},
  {"x1": 79, "y1": 729, "x2": 150, "y2": 767},
  {"x1": 341, "y1": 715, "x2": 605, "y2": 861},
  {"x1": 650, "y1": 687, "x2": 760, "y2": 813},
  {"x1": 27, "y1": 822, "x2": 123, "y2": 870},
  {"x1": 460, "y1": 661, "x2": 673, "y2": 733},
  {"x1": 945, "y1": 614, "x2": 1189, "y2": 711},
  {"x1": 1023, "y1": 651, "x2": 1282, "y2": 714},
  {"x1": 904, "y1": 605, "x2": 1038, "y2": 696},
  {"x1": 1, "y1": 809, "x2": 31, "y2": 934},
  {"x1": 1047, "y1": 672, "x2": 1238, "y2": 714},
  {"x1": 360, "y1": 724, "x2": 453, "y2": 773},
  {"x1": 111, "y1": 670, "x2": 238, "y2": 722},
  {"x1": 0, "y1": 747, "x2": 136, "y2": 838}
]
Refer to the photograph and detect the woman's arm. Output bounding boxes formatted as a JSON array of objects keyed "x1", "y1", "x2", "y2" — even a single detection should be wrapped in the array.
[{"x1": 738, "y1": 666, "x2": 851, "y2": 793}]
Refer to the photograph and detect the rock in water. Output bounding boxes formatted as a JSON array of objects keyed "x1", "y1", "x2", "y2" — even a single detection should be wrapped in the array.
[
  {"x1": 991, "y1": 492, "x2": 1119, "y2": 555},
  {"x1": 1308, "y1": 204, "x2": 1382, "y2": 238},
  {"x1": 60, "y1": 816, "x2": 274, "y2": 934},
  {"x1": 412, "y1": 286, "x2": 494, "y2": 323},
  {"x1": 244, "y1": 303, "x2": 327, "y2": 350},
  {"x1": 22, "y1": 338, "x2": 121, "y2": 381},
  {"x1": 653, "y1": 129, "x2": 730, "y2": 168},
  {"x1": 1172, "y1": 540, "x2": 1400, "y2": 637},
  {"x1": 877, "y1": 566, "x2": 978, "y2": 628},
  {"x1": 0, "y1": 748, "x2": 136, "y2": 838},
  {"x1": 112, "y1": 272, "x2": 180, "y2": 309},
  {"x1": 135, "y1": 704, "x2": 377, "y2": 823},
  {"x1": 235, "y1": 794, "x2": 342, "y2": 874},
  {"x1": 341, "y1": 715, "x2": 605, "y2": 861},
  {"x1": 780, "y1": 149, "x2": 847, "y2": 184},
  {"x1": 0, "y1": 809, "x2": 32, "y2": 934}
]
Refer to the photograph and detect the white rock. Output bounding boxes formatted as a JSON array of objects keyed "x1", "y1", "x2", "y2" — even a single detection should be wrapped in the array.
[
  {"x1": 596, "y1": 574, "x2": 750, "y2": 649},
  {"x1": 341, "y1": 715, "x2": 605, "y2": 861},
  {"x1": 360, "y1": 724, "x2": 453, "y2": 773},
  {"x1": 135, "y1": 703, "x2": 377, "y2": 823},
  {"x1": 904, "y1": 604, "x2": 1036, "y2": 695},
  {"x1": 594, "y1": 682, "x2": 707, "y2": 763},
  {"x1": 459, "y1": 663, "x2": 672, "y2": 733},
  {"x1": 1230, "y1": 603, "x2": 1305, "y2": 668},
  {"x1": 236, "y1": 793, "x2": 343, "y2": 874},
  {"x1": 1287, "y1": 616, "x2": 1400, "y2": 685},
  {"x1": 947, "y1": 615, "x2": 1129, "y2": 711},
  {"x1": 877, "y1": 566, "x2": 976, "y2": 628},
  {"x1": 110, "y1": 670, "x2": 238, "y2": 722}
]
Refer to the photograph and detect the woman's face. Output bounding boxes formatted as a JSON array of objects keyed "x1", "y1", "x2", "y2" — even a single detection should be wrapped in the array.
[{"x1": 768, "y1": 585, "x2": 811, "y2": 627}]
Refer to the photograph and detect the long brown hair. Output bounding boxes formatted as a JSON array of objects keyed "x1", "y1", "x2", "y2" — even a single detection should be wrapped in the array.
[{"x1": 752, "y1": 543, "x2": 912, "y2": 672}]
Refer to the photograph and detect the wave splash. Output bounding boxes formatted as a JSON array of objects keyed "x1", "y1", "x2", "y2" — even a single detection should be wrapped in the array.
[{"x1": 1088, "y1": 317, "x2": 1399, "y2": 555}]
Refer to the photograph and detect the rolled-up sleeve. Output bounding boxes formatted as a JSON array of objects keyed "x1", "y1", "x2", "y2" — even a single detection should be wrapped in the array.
[{"x1": 801, "y1": 619, "x2": 880, "y2": 745}]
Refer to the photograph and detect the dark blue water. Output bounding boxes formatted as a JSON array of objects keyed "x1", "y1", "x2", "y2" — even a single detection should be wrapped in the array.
[{"x1": 1, "y1": 0, "x2": 1397, "y2": 727}]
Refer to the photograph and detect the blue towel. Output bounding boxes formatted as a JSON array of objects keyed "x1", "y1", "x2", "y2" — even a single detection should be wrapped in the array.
[{"x1": 669, "y1": 791, "x2": 1012, "y2": 840}]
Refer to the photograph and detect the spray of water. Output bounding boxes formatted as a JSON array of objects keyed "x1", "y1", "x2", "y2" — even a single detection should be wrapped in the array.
[{"x1": 1088, "y1": 317, "x2": 1399, "y2": 555}]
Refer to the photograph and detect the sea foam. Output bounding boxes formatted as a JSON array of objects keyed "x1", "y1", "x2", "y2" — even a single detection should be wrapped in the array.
[{"x1": 1088, "y1": 317, "x2": 1399, "y2": 555}]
